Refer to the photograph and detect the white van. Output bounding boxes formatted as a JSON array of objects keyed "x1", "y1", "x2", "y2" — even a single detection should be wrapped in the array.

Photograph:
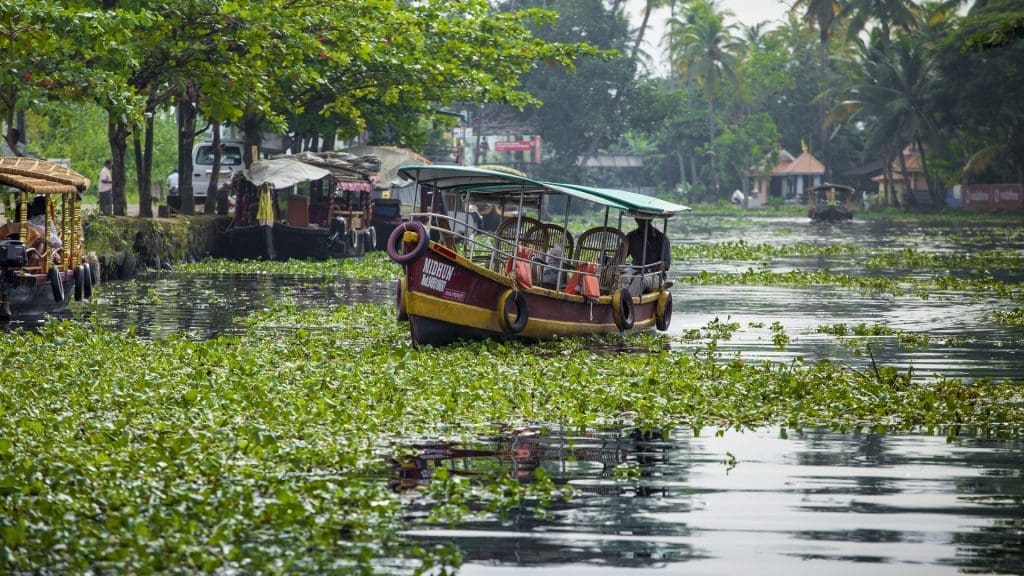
[
  {"x1": 192, "y1": 139, "x2": 244, "y2": 197},
  {"x1": 168, "y1": 139, "x2": 245, "y2": 207}
]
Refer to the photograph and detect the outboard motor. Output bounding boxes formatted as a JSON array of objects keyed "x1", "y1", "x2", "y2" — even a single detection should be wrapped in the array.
[
  {"x1": 327, "y1": 217, "x2": 348, "y2": 245},
  {"x1": 0, "y1": 239, "x2": 26, "y2": 268}
]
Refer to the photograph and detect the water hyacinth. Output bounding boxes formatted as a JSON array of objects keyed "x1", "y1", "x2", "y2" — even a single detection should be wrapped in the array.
[{"x1": 2, "y1": 302, "x2": 1022, "y2": 573}]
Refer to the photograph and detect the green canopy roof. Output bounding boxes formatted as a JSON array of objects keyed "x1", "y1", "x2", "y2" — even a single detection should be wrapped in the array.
[{"x1": 396, "y1": 164, "x2": 689, "y2": 217}]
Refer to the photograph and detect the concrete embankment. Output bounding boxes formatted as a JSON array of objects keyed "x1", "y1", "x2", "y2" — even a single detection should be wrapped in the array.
[{"x1": 84, "y1": 212, "x2": 231, "y2": 281}]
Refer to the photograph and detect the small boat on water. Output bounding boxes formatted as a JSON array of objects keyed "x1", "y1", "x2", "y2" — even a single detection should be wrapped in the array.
[
  {"x1": 225, "y1": 152, "x2": 379, "y2": 260},
  {"x1": 0, "y1": 157, "x2": 93, "y2": 320},
  {"x1": 807, "y1": 182, "x2": 855, "y2": 222},
  {"x1": 387, "y1": 165, "x2": 689, "y2": 346}
]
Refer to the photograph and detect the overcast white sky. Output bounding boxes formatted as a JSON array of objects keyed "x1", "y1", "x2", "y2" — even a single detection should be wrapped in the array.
[{"x1": 625, "y1": 0, "x2": 795, "y2": 75}]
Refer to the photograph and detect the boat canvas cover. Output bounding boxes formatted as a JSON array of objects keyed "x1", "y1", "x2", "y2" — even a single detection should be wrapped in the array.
[{"x1": 242, "y1": 158, "x2": 331, "y2": 190}]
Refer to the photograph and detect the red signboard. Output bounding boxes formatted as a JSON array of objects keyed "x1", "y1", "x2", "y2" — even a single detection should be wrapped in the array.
[
  {"x1": 494, "y1": 141, "x2": 534, "y2": 152},
  {"x1": 963, "y1": 183, "x2": 1023, "y2": 211}
]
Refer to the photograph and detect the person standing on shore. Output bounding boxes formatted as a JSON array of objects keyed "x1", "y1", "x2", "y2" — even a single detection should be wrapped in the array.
[{"x1": 98, "y1": 160, "x2": 113, "y2": 215}]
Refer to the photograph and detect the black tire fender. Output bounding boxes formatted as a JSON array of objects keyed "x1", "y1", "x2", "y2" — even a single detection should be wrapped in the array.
[
  {"x1": 73, "y1": 265, "x2": 84, "y2": 301},
  {"x1": 83, "y1": 263, "x2": 93, "y2": 299},
  {"x1": 655, "y1": 290, "x2": 672, "y2": 331},
  {"x1": 496, "y1": 289, "x2": 529, "y2": 335},
  {"x1": 396, "y1": 276, "x2": 409, "y2": 322},
  {"x1": 611, "y1": 288, "x2": 634, "y2": 331},
  {"x1": 387, "y1": 221, "x2": 428, "y2": 265},
  {"x1": 48, "y1": 267, "x2": 65, "y2": 303}
]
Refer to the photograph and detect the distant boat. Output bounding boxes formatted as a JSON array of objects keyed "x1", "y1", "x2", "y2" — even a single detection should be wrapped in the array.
[
  {"x1": 387, "y1": 165, "x2": 689, "y2": 346},
  {"x1": 0, "y1": 158, "x2": 94, "y2": 320},
  {"x1": 807, "y1": 183, "x2": 855, "y2": 222}
]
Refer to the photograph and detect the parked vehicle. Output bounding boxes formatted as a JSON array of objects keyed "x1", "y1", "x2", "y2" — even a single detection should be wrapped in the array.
[
  {"x1": 0, "y1": 158, "x2": 94, "y2": 320},
  {"x1": 387, "y1": 165, "x2": 688, "y2": 346},
  {"x1": 167, "y1": 138, "x2": 245, "y2": 209},
  {"x1": 225, "y1": 151, "x2": 379, "y2": 260}
]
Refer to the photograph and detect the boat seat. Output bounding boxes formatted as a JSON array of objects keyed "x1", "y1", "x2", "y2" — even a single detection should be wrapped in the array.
[
  {"x1": 424, "y1": 215, "x2": 457, "y2": 252},
  {"x1": 526, "y1": 223, "x2": 573, "y2": 289},
  {"x1": 573, "y1": 226, "x2": 627, "y2": 293},
  {"x1": 491, "y1": 216, "x2": 547, "y2": 273}
]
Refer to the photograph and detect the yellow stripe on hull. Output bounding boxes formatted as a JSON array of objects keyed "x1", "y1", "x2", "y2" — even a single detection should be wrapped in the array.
[{"x1": 406, "y1": 290, "x2": 655, "y2": 339}]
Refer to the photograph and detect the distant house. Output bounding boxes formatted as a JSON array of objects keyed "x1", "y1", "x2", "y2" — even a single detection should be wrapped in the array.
[
  {"x1": 751, "y1": 148, "x2": 825, "y2": 205},
  {"x1": 872, "y1": 144, "x2": 930, "y2": 206}
]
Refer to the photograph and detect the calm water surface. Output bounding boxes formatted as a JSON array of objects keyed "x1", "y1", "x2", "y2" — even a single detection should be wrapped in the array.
[
  {"x1": 4, "y1": 215, "x2": 1021, "y2": 574},
  {"x1": 397, "y1": 427, "x2": 1023, "y2": 575}
]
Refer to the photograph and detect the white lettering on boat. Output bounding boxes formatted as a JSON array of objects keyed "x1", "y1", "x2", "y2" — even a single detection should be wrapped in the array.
[{"x1": 420, "y1": 258, "x2": 455, "y2": 293}]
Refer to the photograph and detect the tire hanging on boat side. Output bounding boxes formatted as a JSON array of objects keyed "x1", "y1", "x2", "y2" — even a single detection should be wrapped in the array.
[
  {"x1": 386, "y1": 221, "x2": 428, "y2": 265},
  {"x1": 82, "y1": 263, "x2": 93, "y2": 299},
  {"x1": 496, "y1": 289, "x2": 528, "y2": 335},
  {"x1": 655, "y1": 290, "x2": 672, "y2": 331},
  {"x1": 48, "y1": 267, "x2": 64, "y2": 303},
  {"x1": 73, "y1": 265, "x2": 84, "y2": 301},
  {"x1": 396, "y1": 276, "x2": 409, "y2": 322},
  {"x1": 611, "y1": 288, "x2": 634, "y2": 331}
]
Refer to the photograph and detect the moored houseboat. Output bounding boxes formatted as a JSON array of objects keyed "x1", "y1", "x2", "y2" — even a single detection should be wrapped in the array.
[{"x1": 0, "y1": 158, "x2": 94, "y2": 320}]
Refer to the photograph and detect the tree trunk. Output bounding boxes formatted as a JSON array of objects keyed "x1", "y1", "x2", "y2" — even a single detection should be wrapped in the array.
[
  {"x1": 897, "y1": 145, "x2": 911, "y2": 210},
  {"x1": 818, "y1": 36, "x2": 830, "y2": 182},
  {"x1": 134, "y1": 111, "x2": 155, "y2": 218},
  {"x1": 176, "y1": 96, "x2": 198, "y2": 216},
  {"x1": 204, "y1": 121, "x2": 221, "y2": 215},
  {"x1": 241, "y1": 113, "x2": 262, "y2": 167},
  {"x1": 916, "y1": 139, "x2": 940, "y2": 208},
  {"x1": 107, "y1": 118, "x2": 128, "y2": 217},
  {"x1": 707, "y1": 96, "x2": 719, "y2": 197}
]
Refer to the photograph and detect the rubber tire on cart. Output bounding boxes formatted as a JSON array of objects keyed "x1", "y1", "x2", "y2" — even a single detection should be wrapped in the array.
[
  {"x1": 48, "y1": 267, "x2": 64, "y2": 303},
  {"x1": 611, "y1": 288, "x2": 634, "y2": 331},
  {"x1": 496, "y1": 289, "x2": 529, "y2": 335},
  {"x1": 386, "y1": 221, "x2": 428, "y2": 265},
  {"x1": 655, "y1": 290, "x2": 672, "y2": 331},
  {"x1": 73, "y1": 265, "x2": 84, "y2": 301},
  {"x1": 396, "y1": 276, "x2": 409, "y2": 322}
]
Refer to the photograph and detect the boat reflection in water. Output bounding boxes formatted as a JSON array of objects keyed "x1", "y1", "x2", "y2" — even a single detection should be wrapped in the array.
[{"x1": 396, "y1": 427, "x2": 1024, "y2": 575}]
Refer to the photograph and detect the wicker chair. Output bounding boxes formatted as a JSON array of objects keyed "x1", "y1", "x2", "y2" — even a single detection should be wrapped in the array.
[
  {"x1": 572, "y1": 226, "x2": 628, "y2": 293},
  {"x1": 491, "y1": 216, "x2": 547, "y2": 272},
  {"x1": 527, "y1": 222, "x2": 574, "y2": 289}
]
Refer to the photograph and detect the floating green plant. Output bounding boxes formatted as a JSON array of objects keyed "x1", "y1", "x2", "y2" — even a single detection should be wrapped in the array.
[
  {"x1": 180, "y1": 251, "x2": 402, "y2": 280},
  {"x1": 1, "y1": 304, "x2": 1022, "y2": 573},
  {"x1": 992, "y1": 306, "x2": 1024, "y2": 326}
]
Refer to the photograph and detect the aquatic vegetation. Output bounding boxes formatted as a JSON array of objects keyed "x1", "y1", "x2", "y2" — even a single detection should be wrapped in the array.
[
  {"x1": 180, "y1": 251, "x2": 402, "y2": 280},
  {"x1": 672, "y1": 240, "x2": 860, "y2": 262},
  {"x1": 816, "y1": 322, "x2": 932, "y2": 352},
  {"x1": 1, "y1": 303, "x2": 1022, "y2": 573},
  {"x1": 992, "y1": 306, "x2": 1024, "y2": 326},
  {"x1": 677, "y1": 268, "x2": 1024, "y2": 301}
]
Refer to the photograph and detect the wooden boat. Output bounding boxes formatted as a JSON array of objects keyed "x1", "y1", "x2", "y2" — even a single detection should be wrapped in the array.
[
  {"x1": 808, "y1": 183, "x2": 855, "y2": 222},
  {"x1": 226, "y1": 152, "x2": 379, "y2": 260},
  {"x1": 0, "y1": 158, "x2": 93, "y2": 320},
  {"x1": 386, "y1": 165, "x2": 689, "y2": 346}
]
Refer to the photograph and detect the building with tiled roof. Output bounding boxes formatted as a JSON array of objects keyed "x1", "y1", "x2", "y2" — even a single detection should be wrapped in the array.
[{"x1": 750, "y1": 147, "x2": 825, "y2": 205}]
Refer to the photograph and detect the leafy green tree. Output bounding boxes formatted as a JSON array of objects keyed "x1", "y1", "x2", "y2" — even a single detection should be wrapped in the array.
[
  {"x1": 931, "y1": 0, "x2": 1024, "y2": 185},
  {"x1": 666, "y1": 0, "x2": 742, "y2": 198},
  {"x1": 789, "y1": 0, "x2": 841, "y2": 179},
  {"x1": 840, "y1": 0, "x2": 919, "y2": 42},
  {"x1": 714, "y1": 112, "x2": 779, "y2": 198}
]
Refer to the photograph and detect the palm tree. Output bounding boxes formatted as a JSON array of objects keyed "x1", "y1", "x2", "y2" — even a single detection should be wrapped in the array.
[
  {"x1": 826, "y1": 33, "x2": 939, "y2": 207},
  {"x1": 840, "y1": 0, "x2": 919, "y2": 42},
  {"x1": 789, "y1": 0, "x2": 841, "y2": 180},
  {"x1": 666, "y1": 0, "x2": 741, "y2": 197}
]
